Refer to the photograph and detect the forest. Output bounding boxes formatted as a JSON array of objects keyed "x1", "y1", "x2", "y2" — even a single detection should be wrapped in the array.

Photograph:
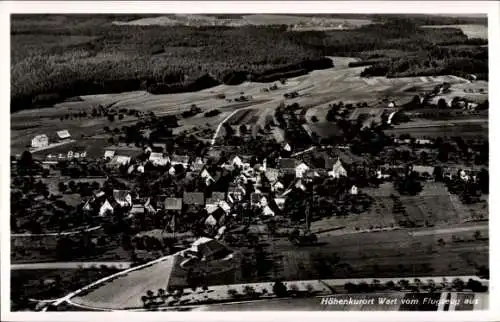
[{"x1": 11, "y1": 15, "x2": 488, "y2": 111}]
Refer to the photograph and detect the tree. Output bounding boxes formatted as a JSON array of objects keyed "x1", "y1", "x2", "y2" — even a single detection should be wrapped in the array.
[
  {"x1": 433, "y1": 166, "x2": 444, "y2": 182},
  {"x1": 108, "y1": 114, "x2": 115, "y2": 122},
  {"x1": 478, "y1": 168, "x2": 489, "y2": 194},
  {"x1": 157, "y1": 288, "x2": 165, "y2": 301},
  {"x1": 451, "y1": 278, "x2": 465, "y2": 291},
  {"x1": 19, "y1": 151, "x2": 33, "y2": 170},
  {"x1": 272, "y1": 280, "x2": 288, "y2": 297},
  {"x1": 141, "y1": 295, "x2": 149, "y2": 307},
  {"x1": 474, "y1": 230, "x2": 481, "y2": 240},
  {"x1": 437, "y1": 98, "x2": 448, "y2": 109},
  {"x1": 118, "y1": 114, "x2": 124, "y2": 120}
]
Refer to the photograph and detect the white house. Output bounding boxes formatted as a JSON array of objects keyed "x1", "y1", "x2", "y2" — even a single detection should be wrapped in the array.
[
  {"x1": 263, "y1": 205, "x2": 275, "y2": 216},
  {"x1": 271, "y1": 181, "x2": 285, "y2": 192},
  {"x1": 104, "y1": 150, "x2": 115, "y2": 159},
  {"x1": 31, "y1": 134, "x2": 49, "y2": 149},
  {"x1": 350, "y1": 185, "x2": 358, "y2": 195},
  {"x1": 283, "y1": 143, "x2": 292, "y2": 152},
  {"x1": 149, "y1": 152, "x2": 169, "y2": 166},
  {"x1": 200, "y1": 169, "x2": 215, "y2": 186},
  {"x1": 295, "y1": 179, "x2": 307, "y2": 191},
  {"x1": 295, "y1": 162, "x2": 310, "y2": 178},
  {"x1": 56, "y1": 130, "x2": 71, "y2": 140},
  {"x1": 328, "y1": 158, "x2": 347, "y2": 178},
  {"x1": 99, "y1": 199, "x2": 114, "y2": 216}
]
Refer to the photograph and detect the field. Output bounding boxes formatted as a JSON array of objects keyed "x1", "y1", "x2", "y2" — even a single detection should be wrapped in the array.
[
  {"x1": 71, "y1": 251, "x2": 242, "y2": 310},
  {"x1": 311, "y1": 182, "x2": 488, "y2": 234},
  {"x1": 421, "y1": 25, "x2": 488, "y2": 39},
  {"x1": 112, "y1": 14, "x2": 373, "y2": 29},
  {"x1": 386, "y1": 118, "x2": 488, "y2": 139},
  {"x1": 69, "y1": 224, "x2": 488, "y2": 310},
  {"x1": 11, "y1": 267, "x2": 121, "y2": 311}
]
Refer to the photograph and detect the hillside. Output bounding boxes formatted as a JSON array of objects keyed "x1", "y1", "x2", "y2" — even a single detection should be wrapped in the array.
[{"x1": 11, "y1": 14, "x2": 488, "y2": 112}]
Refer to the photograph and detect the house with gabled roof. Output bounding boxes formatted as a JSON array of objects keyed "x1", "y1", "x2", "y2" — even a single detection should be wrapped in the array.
[
  {"x1": 99, "y1": 199, "x2": 114, "y2": 216},
  {"x1": 328, "y1": 158, "x2": 347, "y2": 178},
  {"x1": 295, "y1": 162, "x2": 310, "y2": 178},
  {"x1": 104, "y1": 150, "x2": 115, "y2": 160},
  {"x1": 191, "y1": 157, "x2": 206, "y2": 171},
  {"x1": 228, "y1": 183, "x2": 246, "y2": 203},
  {"x1": 171, "y1": 154, "x2": 189, "y2": 168},
  {"x1": 31, "y1": 134, "x2": 49, "y2": 149},
  {"x1": 164, "y1": 197, "x2": 183, "y2": 211},
  {"x1": 113, "y1": 189, "x2": 132, "y2": 207},
  {"x1": 56, "y1": 130, "x2": 71, "y2": 140},
  {"x1": 200, "y1": 169, "x2": 215, "y2": 186},
  {"x1": 183, "y1": 192, "x2": 205, "y2": 206},
  {"x1": 149, "y1": 152, "x2": 169, "y2": 166},
  {"x1": 107, "y1": 155, "x2": 131, "y2": 168}
]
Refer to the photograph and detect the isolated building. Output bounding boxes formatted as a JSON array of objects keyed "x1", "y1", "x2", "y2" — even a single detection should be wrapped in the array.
[
  {"x1": 56, "y1": 130, "x2": 71, "y2": 140},
  {"x1": 328, "y1": 158, "x2": 347, "y2": 178},
  {"x1": 31, "y1": 134, "x2": 49, "y2": 149},
  {"x1": 104, "y1": 150, "x2": 116, "y2": 160},
  {"x1": 170, "y1": 154, "x2": 189, "y2": 168}
]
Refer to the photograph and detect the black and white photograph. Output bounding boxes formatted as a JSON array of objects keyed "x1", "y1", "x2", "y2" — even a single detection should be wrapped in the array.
[{"x1": 2, "y1": 1, "x2": 498, "y2": 319}]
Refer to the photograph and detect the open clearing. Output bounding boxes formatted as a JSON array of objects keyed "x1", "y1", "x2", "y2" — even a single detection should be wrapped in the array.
[{"x1": 112, "y1": 14, "x2": 372, "y2": 29}]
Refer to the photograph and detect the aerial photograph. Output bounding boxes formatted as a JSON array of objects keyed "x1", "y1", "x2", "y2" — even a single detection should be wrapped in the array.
[{"x1": 8, "y1": 10, "x2": 489, "y2": 312}]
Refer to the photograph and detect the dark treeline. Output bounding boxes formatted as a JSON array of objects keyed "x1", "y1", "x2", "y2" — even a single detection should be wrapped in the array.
[{"x1": 11, "y1": 16, "x2": 488, "y2": 112}]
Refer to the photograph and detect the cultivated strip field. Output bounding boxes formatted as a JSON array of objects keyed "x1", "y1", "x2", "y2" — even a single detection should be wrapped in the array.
[{"x1": 112, "y1": 14, "x2": 373, "y2": 29}]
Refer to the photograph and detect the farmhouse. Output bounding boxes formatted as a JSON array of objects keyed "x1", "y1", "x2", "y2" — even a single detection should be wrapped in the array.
[
  {"x1": 328, "y1": 158, "x2": 347, "y2": 178},
  {"x1": 295, "y1": 162, "x2": 310, "y2": 178},
  {"x1": 164, "y1": 198, "x2": 183, "y2": 211},
  {"x1": 56, "y1": 129, "x2": 71, "y2": 140},
  {"x1": 104, "y1": 150, "x2": 115, "y2": 159},
  {"x1": 113, "y1": 190, "x2": 132, "y2": 207},
  {"x1": 149, "y1": 152, "x2": 169, "y2": 166},
  {"x1": 170, "y1": 154, "x2": 189, "y2": 168},
  {"x1": 99, "y1": 199, "x2": 114, "y2": 216},
  {"x1": 108, "y1": 155, "x2": 131, "y2": 167},
  {"x1": 31, "y1": 134, "x2": 49, "y2": 149}
]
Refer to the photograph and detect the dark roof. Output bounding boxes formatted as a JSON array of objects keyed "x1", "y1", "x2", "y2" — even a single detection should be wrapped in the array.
[
  {"x1": 113, "y1": 190, "x2": 130, "y2": 202},
  {"x1": 278, "y1": 158, "x2": 297, "y2": 169},
  {"x1": 171, "y1": 155, "x2": 189, "y2": 164},
  {"x1": 183, "y1": 192, "x2": 205, "y2": 205},
  {"x1": 164, "y1": 198, "x2": 183, "y2": 210},
  {"x1": 197, "y1": 239, "x2": 229, "y2": 258},
  {"x1": 211, "y1": 191, "x2": 225, "y2": 201}
]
